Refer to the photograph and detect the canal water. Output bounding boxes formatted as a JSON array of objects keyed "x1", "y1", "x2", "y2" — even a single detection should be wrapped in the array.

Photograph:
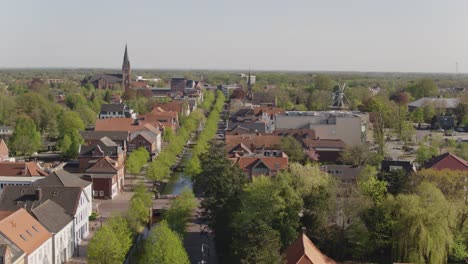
[{"x1": 161, "y1": 151, "x2": 193, "y2": 195}]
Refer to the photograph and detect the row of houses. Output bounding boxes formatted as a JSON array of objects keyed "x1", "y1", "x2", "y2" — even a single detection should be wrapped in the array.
[{"x1": 0, "y1": 161, "x2": 92, "y2": 264}]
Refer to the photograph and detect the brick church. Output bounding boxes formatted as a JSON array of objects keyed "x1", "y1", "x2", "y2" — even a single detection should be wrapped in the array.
[{"x1": 81, "y1": 45, "x2": 132, "y2": 93}]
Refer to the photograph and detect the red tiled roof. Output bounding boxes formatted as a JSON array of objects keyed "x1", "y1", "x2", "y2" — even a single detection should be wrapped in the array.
[
  {"x1": 231, "y1": 156, "x2": 288, "y2": 171},
  {"x1": 153, "y1": 101, "x2": 186, "y2": 115},
  {"x1": 253, "y1": 106, "x2": 285, "y2": 117},
  {"x1": 0, "y1": 208, "x2": 52, "y2": 255},
  {"x1": 424, "y1": 152, "x2": 468, "y2": 171},
  {"x1": 0, "y1": 162, "x2": 47, "y2": 177},
  {"x1": 285, "y1": 233, "x2": 336, "y2": 264}
]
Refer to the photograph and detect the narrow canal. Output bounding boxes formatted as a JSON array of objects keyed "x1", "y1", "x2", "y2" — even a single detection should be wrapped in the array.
[{"x1": 161, "y1": 150, "x2": 193, "y2": 195}]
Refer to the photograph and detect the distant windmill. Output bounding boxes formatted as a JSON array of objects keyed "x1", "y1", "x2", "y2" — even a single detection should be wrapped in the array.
[{"x1": 330, "y1": 83, "x2": 349, "y2": 109}]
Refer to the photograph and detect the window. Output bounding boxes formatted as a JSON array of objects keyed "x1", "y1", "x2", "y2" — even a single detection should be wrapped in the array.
[
  {"x1": 99, "y1": 191, "x2": 104, "y2": 196},
  {"x1": 32, "y1": 225, "x2": 39, "y2": 232},
  {"x1": 20, "y1": 234, "x2": 27, "y2": 241}
]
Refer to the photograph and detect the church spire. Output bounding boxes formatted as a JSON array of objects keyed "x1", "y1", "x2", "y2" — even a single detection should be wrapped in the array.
[{"x1": 123, "y1": 44, "x2": 130, "y2": 68}]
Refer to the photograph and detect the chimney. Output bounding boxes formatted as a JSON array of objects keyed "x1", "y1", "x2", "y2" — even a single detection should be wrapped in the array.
[{"x1": 35, "y1": 187, "x2": 42, "y2": 201}]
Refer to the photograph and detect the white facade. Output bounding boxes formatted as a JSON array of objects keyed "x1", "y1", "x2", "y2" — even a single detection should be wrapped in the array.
[
  {"x1": 52, "y1": 221, "x2": 74, "y2": 264},
  {"x1": 74, "y1": 190, "x2": 91, "y2": 243},
  {"x1": 27, "y1": 236, "x2": 53, "y2": 264}
]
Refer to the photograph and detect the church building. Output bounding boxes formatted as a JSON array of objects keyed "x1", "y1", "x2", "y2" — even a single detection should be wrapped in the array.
[{"x1": 81, "y1": 45, "x2": 132, "y2": 94}]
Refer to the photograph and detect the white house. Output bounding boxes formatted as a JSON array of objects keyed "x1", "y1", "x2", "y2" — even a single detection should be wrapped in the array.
[
  {"x1": 32, "y1": 200, "x2": 75, "y2": 264},
  {"x1": 99, "y1": 103, "x2": 136, "y2": 119}
]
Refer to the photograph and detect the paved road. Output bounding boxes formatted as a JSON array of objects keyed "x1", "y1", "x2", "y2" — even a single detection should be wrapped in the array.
[{"x1": 183, "y1": 200, "x2": 218, "y2": 264}]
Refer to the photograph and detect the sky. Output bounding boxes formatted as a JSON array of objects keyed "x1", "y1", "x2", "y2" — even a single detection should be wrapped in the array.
[{"x1": 1, "y1": 0, "x2": 467, "y2": 72}]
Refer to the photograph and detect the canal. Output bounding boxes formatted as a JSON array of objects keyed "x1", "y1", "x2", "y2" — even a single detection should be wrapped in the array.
[{"x1": 161, "y1": 151, "x2": 193, "y2": 195}]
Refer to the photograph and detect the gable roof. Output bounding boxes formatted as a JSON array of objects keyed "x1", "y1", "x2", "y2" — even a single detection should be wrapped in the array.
[
  {"x1": 80, "y1": 130, "x2": 129, "y2": 142},
  {"x1": 408, "y1": 97, "x2": 460, "y2": 109},
  {"x1": 0, "y1": 186, "x2": 83, "y2": 216},
  {"x1": 285, "y1": 232, "x2": 336, "y2": 264},
  {"x1": 0, "y1": 139, "x2": 8, "y2": 158},
  {"x1": 95, "y1": 118, "x2": 161, "y2": 134},
  {"x1": 227, "y1": 122, "x2": 267, "y2": 134},
  {"x1": 85, "y1": 157, "x2": 119, "y2": 174},
  {"x1": 130, "y1": 131, "x2": 158, "y2": 144},
  {"x1": 424, "y1": 152, "x2": 468, "y2": 171},
  {"x1": 100, "y1": 103, "x2": 126, "y2": 113},
  {"x1": 253, "y1": 106, "x2": 285, "y2": 117},
  {"x1": 0, "y1": 208, "x2": 52, "y2": 255},
  {"x1": 31, "y1": 200, "x2": 73, "y2": 233},
  {"x1": 225, "y1": 134, "x2": 283, "y2": 152},
  {"x1": 231, "y1": 156, "x2": 288, "y2": 171},
  {"x1": 153, "y1": 101, "x2": 187, "y2": 114},
  {"x1": 0, "y1": 162, "x2": 47, "y2": 177},
  {"x1": 34, "y1": 169, "x2": 91, "y2": 188}
]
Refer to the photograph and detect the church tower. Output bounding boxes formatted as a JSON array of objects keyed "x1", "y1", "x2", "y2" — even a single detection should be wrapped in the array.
[
  {"x1": 246, "y1": 69, "x2": 254, "y2": 101},
  {"x1": 122, "y1": 44, "x2": 131, "y2": 93}
]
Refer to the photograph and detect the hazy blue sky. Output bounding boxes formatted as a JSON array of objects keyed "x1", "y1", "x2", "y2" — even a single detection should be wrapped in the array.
[{"x1": 1, "y1": 0, "x2": 467, "y2": 72}]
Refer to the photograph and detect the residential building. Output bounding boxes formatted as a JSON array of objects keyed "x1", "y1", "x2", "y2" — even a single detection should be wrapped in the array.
[
  {"x1": 170, "y1": 77, "x2": 187, "y2": 95},
  {"x1": 381, "y1": 160, "x2": 416, "y2": 176},
  {"x1": 226, "y1": 121, "x2": 267, "y2": 135},
  {"x1": 95, "y1": 118, "x2": 160, "y2": 134},
  {"x1": 431, "y1": 115, "x2": 455, "y2": 130},
  {"x1": 139, "y1": 107, "x2": 179, "y2": 132},
  {"x1": 0, "y1": 162, "x2": 48, "y2": 193},
  {"x1": 0, "y1": 139, "x2": 8, "y2": 161},
  {"x1": 31, "y1": 201, "x2": 74, "y2": 264},
  {"x1": 284, "y1": 230, "x2": 336, "y2": 264},
  {"x1": 78, "y1": 137, "x2": 125, "y2": 172},
  {"x1": 0, "y1": 209, "x2": 53, "y2": 264},
  {"x1": 322, "y1": 164, "x2": 362, "y2": 185},
  {"x1": 423, "y1": 152, "x2": 468, "y2": 171},
  {"x1": 79, "y1": 131, "x2": 129, "y2": 152},
  {"x1": 230, "y1": 154, "x2": 288, "y2": 179},
  {"x1": 0, "y1": 185, "x2": 91, "y2": 244},
  {"x1": 301, "y1": 138, "x2": 345, "y2": 163},
  {"x1": 98, "y1": 104, "x2": 136, "y2": 119},
  {"x1": 154, "y1": 101, "x2": 190, "y2": 117},
  {"x1": 82, "y1": 157, "x2": 125, "y2": 199},
  {"x1": 128, "y1": 131, "x2": 161, "y2": 157},
  {"x1": 225, "y1": 134, "x2": 282, "y2": 154},
  {"x1": 0, "y1": 126, "x2": 13, "y2": 140},
  {"x1": 275, "y1": 111, "x2": 372, "y2": 146},
  {"x1": 35, "y1": 170, "x2": 93, "y2": 209},
  {"x1": 408, "y1": 97, "x2": 460, "y2": 112}
]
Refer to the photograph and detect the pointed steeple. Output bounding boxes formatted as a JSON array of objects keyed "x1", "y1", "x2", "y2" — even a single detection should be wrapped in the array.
[
  {"x1": 123, "y1": 44, "x2": 130, "y2": 68},
  {"x1": 247, "y1": 68, "x2": 252, "y2": 86}
]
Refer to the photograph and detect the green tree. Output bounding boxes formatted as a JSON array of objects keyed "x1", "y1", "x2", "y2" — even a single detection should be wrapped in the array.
[
  {"x1": 423, "y1": 104, "x2": 436, "y2": 123},
  {"x1": 407, "y1": 78, "x2": 438, "y2": 99},
  {"x1": 9, "y1": 115, "x2": 42, "y2": 155},
  {"x1": 231, "y1": 218, "x2": 284, "y2": 264},
  {"x1": 87, "y1": 225, "x2": 124, "y2": 264},
  {"x1": 410, "y1": 107, "x2": 424, "y2": 125},
  {"x1": 314, "y1": 74, "x2": 334, "y2": 91},
  {"x1": 141, "y1": 220, "x2": 190, "y2": 264},
  {"x1": 127, "y1": 183, "x2": 152, "y2": 232},
  {"x1": 388, "y1": 182, "x2": 454, "y2": 264},
  {"x1": 164, "y1": 187, "x2": 197, "y2": 235},
  {"x1": 357, "y1": 166, "x2": 387, "y2": 204},
  {"x1": 75, "y1": 105, "x2": 97, "y2": 128},
  {"x1": 278, "y1": 136, "x2": 305, "y2": 163},
  {"x1": 415, "y1": 144, "x2": 438, "y2": 164},
  {"x1": 58, "y1": 110, "x2": 84, "y2": 158},
  {"x1": 341, "y1": 144, "x2": 376, "y2": 166},
  {"x1": 194, "y1": 140, "x2": 248, "y2": 260}
]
